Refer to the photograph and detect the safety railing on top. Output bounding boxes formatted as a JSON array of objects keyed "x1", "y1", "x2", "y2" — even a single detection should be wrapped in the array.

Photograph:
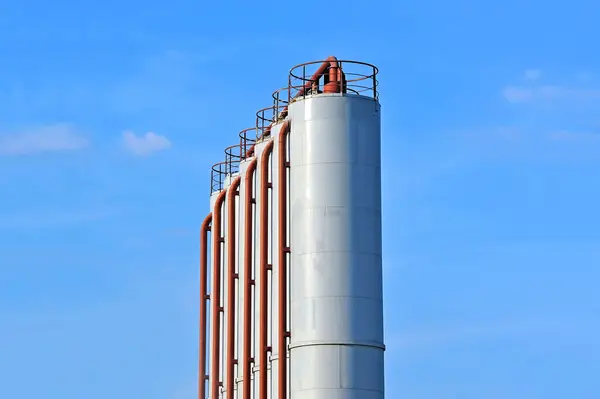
[
  {"x1": 256, "y1": 103, "x2": 287, "y2": 140},
  {"x1": 210, "y1": 58, "x2": 378, "y2": 193},
  {"x1": 286, "y1": 59, "x2": 379, "y2": 104},
  {"x1": 239, "y1": 127, "x2": 257, "y2": 159},
  {"x1": 272, "y1": 87, "x2": 292, "y2": 120},
  {"x1": 210, "y1": 144, "x2": 243, "y2": 194}
]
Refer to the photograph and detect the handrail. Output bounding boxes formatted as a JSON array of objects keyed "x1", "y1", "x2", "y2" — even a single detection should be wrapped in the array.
[
  {"x1": 225, "y1": 144, "x2": 242, "y2": 182},
  {"x1": 287, "y1": 58, "x2": 379, "y2": 102},
  {"x1": 210, "y1": 161, "x2": 228, "y2": 194},
  {"x1": 211, "y1": 144, "x2": 243, "y2": 194},
  {"x1": 255, "y1": 104, "x2": 286, "y2": 140},
  {"x1": 239, "y1": 127, "x2": 257, "y2": 160}
]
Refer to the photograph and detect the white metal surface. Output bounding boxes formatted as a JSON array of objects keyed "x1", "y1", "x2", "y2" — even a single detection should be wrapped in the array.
[
  {"x1": 206, "y1": 92, "x2": 383, "y2": 399},
  {"x1": 288, "y1": 93, "x2": 384, "y2": 399}
]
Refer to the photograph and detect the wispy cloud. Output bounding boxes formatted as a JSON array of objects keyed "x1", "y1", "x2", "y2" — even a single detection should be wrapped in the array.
[
  {"x1": 524, "y1": 68, "x2": 541, "y2": 81},
  {"x1": 494, "y1": 70, "x2": 600, "y2": 156},
  {"x1": 0, "y1": 124, "x2": 88, "y2": 156},
  {"x1": 502, "y1": 84, "x2": 600, "y2": 104},
  {"x1": 502, "y1": 69, "x2": 600, "y2": 104},
  {"x1": 122, "y1": 130, "x2": 171, "y2": 156},
  {"x1": 0, "y1": 207, "x2": 115, "y2": 229}
]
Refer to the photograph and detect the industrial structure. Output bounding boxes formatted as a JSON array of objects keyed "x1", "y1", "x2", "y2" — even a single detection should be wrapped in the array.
[{"x1": 199, "y1": 56, "x2": 384, "y2": 399}]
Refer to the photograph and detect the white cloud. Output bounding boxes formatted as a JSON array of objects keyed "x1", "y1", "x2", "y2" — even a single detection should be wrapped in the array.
[
  {"x1": 0, "y1": 208, "x2": 115, "y2": 229},
  {"x1": 524, "y1": 69, "x2": 541, "y2": 81},
  {"x1": 0, "y1": 124, "x2": 88, "y2": 156},
  {"x1": 502, "y1": 84, "x2": 600, "y2": 104},
  {"x1": 122, "y1": 130, "x2": 171, "y2": 156}
]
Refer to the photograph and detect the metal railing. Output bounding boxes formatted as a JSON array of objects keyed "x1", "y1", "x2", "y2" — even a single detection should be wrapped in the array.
[
  {"x1": 210, "y1": 144, "x2": 243, "y2": 194},
  {"x1": 239, "y1": 127, "x2": 257, "y2": 159},
  {"x1": 255, "y1": 103, "x2": 286, "y2": 140},
  {"x1": 209, "y1": 58, "x2": 379, "y2": 194},
  {"x1": 287, "y1": 59, "x2": 379, "y2": 103}
]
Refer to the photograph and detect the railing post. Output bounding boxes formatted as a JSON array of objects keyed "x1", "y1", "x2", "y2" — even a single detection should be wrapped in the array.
[{"x1": 373, "y1": 66, "x2": 377, "y2": 100}]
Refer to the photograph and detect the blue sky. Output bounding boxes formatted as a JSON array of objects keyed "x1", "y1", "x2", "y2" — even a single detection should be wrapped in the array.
[{"x1": 1, "y1": 1, "x2": 599, "y2": 398}]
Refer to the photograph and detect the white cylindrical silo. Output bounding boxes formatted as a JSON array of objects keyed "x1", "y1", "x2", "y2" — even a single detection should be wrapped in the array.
[{"x1": 288, "y1": 93, "x2": 384, "y2": 399}]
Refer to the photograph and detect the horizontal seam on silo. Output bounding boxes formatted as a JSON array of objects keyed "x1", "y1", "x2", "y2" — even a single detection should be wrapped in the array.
[
  {"x1": 289, "y1": 341, "x2": 385, "y2": 350},
  {"x1": 290, "y1": 295, "x2": 383, "y2": 301},
  {"x1": 291, "y1": 387, "x2": 385, "y2": 393},
  {"x1": 293, "y1": 250, "x2": 382, "y2": 256}
]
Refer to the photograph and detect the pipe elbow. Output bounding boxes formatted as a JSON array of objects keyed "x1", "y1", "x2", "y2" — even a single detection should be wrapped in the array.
[
  {"x1": 201, "y1": 213, "x2": 213, "y2": 232},
  {"x1": 326, "y1": 55, "x2": 339, "y2": 68}
]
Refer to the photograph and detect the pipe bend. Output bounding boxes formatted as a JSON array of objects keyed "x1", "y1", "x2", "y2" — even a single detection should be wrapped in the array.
[
  {"x1": 199, "y1": 213, "x2": 213, "y2": 399},
  {"x1": 201, "y1": 213, "x2": 213, "y2": 231},
  {"x1": 326, "y1": 55, "x2": 339, "y2": 68}
]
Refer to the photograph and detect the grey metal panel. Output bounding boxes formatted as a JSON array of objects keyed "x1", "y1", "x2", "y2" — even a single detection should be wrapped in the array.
[{"x1": 288, "y1": 94, "x2": 384, "y2": 399}]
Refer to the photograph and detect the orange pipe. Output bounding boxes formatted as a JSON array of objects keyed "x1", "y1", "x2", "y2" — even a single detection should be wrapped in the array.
[
  {"x1": 242, "y1": 160, "x2": 258, "y2": 399},
  {"x1": 299, "y1": 55, "x2": 339, "y2": 95},
  {"x1": 205, "y1": 57, "x2": 342, "y2": 396},
  {"x1": 259, "y1": 140, "x2": 275, "y2": 399},
  {"x1": 199, "y1": 214, "x2": 212, "y2": 399},
  {"x1": 210, "y1": 189, "x2": 228, "y2": 399},
  {"x1": 243, "y1": 56, "x2": 341, "y2": 158},
  {"x1": 277, "y1": 121, "x2": 291, "y2": 399},
  {"x1": 226, "y1": 177, "x2": 241, "y2": 399}
]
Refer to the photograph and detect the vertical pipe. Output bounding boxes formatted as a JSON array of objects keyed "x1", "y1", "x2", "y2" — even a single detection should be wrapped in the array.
[
  {"x1": 211, "y1": 190, "x2": 228, "y2": 399},
  {"x1": 297, "y1": 56, "x2": 339, "y2": 96},
  {"x1": 226, "y1": 177, "x2": 241, "y2": 399},
  {"x1": 259, "y1": 140, "x2": 275, "y2": 399},
  {"x1": 199, "y1": 214, "x2": 213, "y2": 399},
  {"x1": 242, "y1": 160, "x2": 258, "y2": 399},
  {"x1": 277, "y1": 121, "x2": 290, "y2": 399}
]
